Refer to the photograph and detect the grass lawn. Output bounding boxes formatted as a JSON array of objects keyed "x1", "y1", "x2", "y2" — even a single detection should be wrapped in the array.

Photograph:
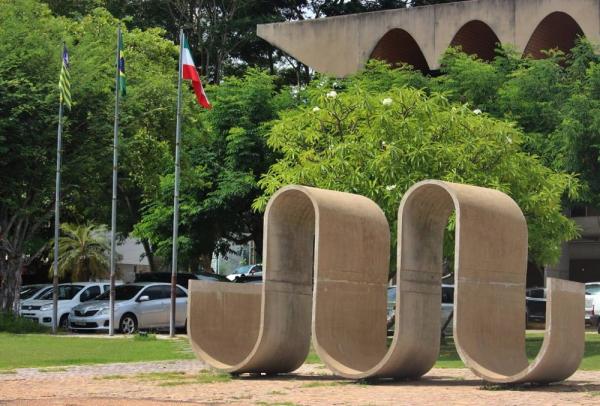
[
  {"x1": 437, "y1": 332, "x2": 600, "y2": 370},
  {"x1": 1, "y1": 332, "x2": 599, "y2": 371},
  {"x1": 0, "y1": 333, "x2": 194, "y2": 370}
]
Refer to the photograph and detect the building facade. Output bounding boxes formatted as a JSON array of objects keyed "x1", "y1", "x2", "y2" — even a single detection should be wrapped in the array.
[{"x1": 257, "y1": 0, "x2": 600, "y2": 284}]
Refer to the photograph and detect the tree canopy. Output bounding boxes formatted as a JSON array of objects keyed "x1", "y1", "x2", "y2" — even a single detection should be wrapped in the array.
[{"x1": 254, "y1": 64, "x2": 579, "y2": 267}]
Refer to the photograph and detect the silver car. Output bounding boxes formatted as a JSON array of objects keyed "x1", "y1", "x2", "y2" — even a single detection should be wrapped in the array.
[
  {"x1": 387, "y1": 284, "x2": 454, "y2": 335},
  {"x1": 68, "y1": 283, "x2": 188, "y2": 334}
]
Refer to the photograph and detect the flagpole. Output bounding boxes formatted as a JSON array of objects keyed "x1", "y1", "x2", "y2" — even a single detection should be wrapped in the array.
[
  {"x1": 170, "y1": 28, "x2": 184, "y2": 338},
  {"x1": 52, "y1": 98, "x2": 63, "y2": 335},
  {"x1": 109, "y1": 25, "x2": 121, "y2": 336}
]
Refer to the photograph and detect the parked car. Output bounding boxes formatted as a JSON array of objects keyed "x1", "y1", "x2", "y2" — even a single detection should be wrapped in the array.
[
  {"x1": 585, "y1": 282, "x2": 600, "y2": 330},
  {"x1": 69, "y1": 282, "x2": 187, "y2": 334},
  {"x1": 526, "y1": 287, "x2": 546, "y2": 324},
  {"x1": 19, "y1": 283, "x2": 109, "y2": 328},
  {"x1": 135, "y1": 271, "x2": 229, "y2": 287},
  {"x1": 234, "y1": 274, "x2": 263, "y2": 284},
  {"x1": 387, "y1": 284, "x2": 454, "y2": 336},
  {"x1": 226, "y1": 264, "x2": 262, "y2": 281}
]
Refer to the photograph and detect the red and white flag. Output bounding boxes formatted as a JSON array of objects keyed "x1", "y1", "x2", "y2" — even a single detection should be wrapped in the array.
[{"x1": 182, "y1": 37, "x2": 211, "y2": 109}]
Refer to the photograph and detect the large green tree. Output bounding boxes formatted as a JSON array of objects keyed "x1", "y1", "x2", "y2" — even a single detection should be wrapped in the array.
[{"x1": 255, "y1": 66, "x2": 579, "y2": 268}]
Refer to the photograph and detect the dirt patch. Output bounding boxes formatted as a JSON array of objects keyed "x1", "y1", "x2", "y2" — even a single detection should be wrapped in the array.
[{"x1": 1, "y1": 360, "x2": 600, "y2": 405}]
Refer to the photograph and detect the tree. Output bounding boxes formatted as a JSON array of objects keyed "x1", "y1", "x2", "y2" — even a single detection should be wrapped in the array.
[
  {"x1": 0, "y1": 0, "x2": 181, "y2": 312},
  {"x1": 254, "y1": 65, "x2": 579, "y2": 268},
  {"x1": 50, "y1": 223, "x2": 111, "y2": 281},
  {"x1": 134, "y1": 69, "x2": 292, "y2": 271}
]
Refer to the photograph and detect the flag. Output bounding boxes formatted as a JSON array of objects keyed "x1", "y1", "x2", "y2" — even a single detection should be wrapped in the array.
[
  {"x1": 118, "y1": 31, "x2": 126, "y2": 96},
  {"x1": 58, "y1": 44, "x2": 71, "y2": 110},
  {"x1": 181, "y1": 36, "x2": 211, "y2": 109}
]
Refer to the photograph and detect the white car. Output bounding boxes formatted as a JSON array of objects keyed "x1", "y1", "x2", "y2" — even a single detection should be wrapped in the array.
[
  {"x1": 20, "y1": 283, "x2": 109, "y2": 328},
  {"x1": 585, "y1": 282, "x2": 600, "y2": 330},
  {"x1": 69, "y1": 283, "x2": 188, "y2": 334},
  {"x1": 18, "y1": 284, "x2": 52, "y2": 311},
  {"x1": 226, "y1": 264, "x2": 262, "y2": 281}
]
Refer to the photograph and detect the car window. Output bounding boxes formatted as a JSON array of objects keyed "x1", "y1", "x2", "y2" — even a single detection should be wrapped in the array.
[
  {"x1": 160, "y1": 285, "x2": 173, "y2": 299},
  {"x1": 80, "y1": 286, "x2": 101, "y2": 302},
  {"x1": 176, "y1": 287, "x2": 187, "y2": 298},
  {"x1": 40, "y1": 285, "x2": 84, "y2": 300},
  {"x1": 527, "y1": 289, "x2": 544, "y2": 299},
  {"x1": 387, "y1": 287, "x2": 396, "y2": 302},
  {"x1": 96, "y1": 285, "x2": 144, "y2": 301},
  {"x1": 21, "y1": 286, "x2": 46, "y2": 300},
  {"x1": 142, "y1": 286, "x2": 164, "y2": 300},
  {"x1": 442, "y1": 287, "x2": 454, "y2": 304},
  {"x1": 586, "y1": 284, "x2": 600, "y2": 295}
]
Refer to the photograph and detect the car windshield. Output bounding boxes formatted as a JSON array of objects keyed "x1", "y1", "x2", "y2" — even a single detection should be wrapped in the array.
[
  {"x1": 20, "y1": 286, "x2": 47, "y2": 300},
  {"x1": 39, "y1": 285, "x2": 84, "y2": 300},
  {"x1": 233, "y1": 265, "x2": 253, "y2": 275},
  {"x1": 586, "y1": 284, "x2": 600, "y2": 295},
  {"x1": 95, "y1": 285, "x2": 144, "y2": 301},
  {"x1": 387, "y1": 287, "x2": 396, "y2": 302}
]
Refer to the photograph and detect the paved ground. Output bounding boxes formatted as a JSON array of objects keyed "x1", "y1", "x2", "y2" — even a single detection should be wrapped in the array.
[{"x1": 1, "y1": 360, "x2": 600, "y2": 405}]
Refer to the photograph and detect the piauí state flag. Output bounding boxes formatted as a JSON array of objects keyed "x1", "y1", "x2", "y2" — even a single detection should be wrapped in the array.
[
  {"x1": 182, "y1": 37, "x2": 211, "y2": 109},
  {"x1": 118, "y1": 31, "x2": 126, "y2": 97}
]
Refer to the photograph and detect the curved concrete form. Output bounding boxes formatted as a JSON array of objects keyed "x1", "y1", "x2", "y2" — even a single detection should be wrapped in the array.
[
  {"x1": 257, "y1": 0, "x2": 600, "y2": 76},
  {"x1": 188, "y1": 185, "x2": 390, "y2": 374},
  {"x1": 188, "y1": 181, "x2": 584, "y2": 383}
]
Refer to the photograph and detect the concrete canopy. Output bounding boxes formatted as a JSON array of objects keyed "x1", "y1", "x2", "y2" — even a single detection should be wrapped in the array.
[
  {"x1": 256, "y1": 0, "x2": 600, "y2": 76},
  {"x1": 188, "y1": 181, "x2": 584, "y2": 383}
]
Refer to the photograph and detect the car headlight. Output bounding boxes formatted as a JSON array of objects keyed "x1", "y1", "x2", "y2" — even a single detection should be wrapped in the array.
[
  {"x1": 97, "y1": 308, "x2": 109, "y2": 316},
  {"x1": 40, "y1": 304, "x2": 53, "y2": 311}
]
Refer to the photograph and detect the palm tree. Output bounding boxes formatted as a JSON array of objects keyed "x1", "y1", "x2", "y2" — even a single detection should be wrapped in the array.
[{"x1": 50, "y1": 223, "x2": 110, "y2": 281}]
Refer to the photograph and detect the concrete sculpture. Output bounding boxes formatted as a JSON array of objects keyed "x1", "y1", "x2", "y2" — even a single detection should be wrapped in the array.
[{"x1": 188, "y1": 180, "x2": 584, "y2": 383}]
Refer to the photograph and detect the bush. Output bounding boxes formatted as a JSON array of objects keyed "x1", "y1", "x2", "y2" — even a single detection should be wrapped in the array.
[{"x1": 0, "y1": 312, "x2": 50, "y2": 334}]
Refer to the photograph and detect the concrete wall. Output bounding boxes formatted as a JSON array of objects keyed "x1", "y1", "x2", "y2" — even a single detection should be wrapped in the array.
[{"x1": 257, "y1": 0, "x2": 600, "y2": 76}]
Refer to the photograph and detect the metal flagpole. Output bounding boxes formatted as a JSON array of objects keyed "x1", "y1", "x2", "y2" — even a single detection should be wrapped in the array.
[
  {"x1": 52, "y1": 98, "x2": 63, "y2": 335},
  {"x1": 170, "y1": 28, "x2": 184, "y2": 338},
  {"x1": 109, "y1": 25, "x2": 121, "y2": 336}
]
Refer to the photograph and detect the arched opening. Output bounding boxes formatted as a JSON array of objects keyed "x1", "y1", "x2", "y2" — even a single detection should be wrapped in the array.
[
  {"x1": 523, "y1": 12, "x2": 584, "y2": 59},
  {"x1": 370, "y1": 28, "x2": 429, "y2": 72},
  {"x1": 450, "y1": 20, "x2": 500, "y2": 61}
]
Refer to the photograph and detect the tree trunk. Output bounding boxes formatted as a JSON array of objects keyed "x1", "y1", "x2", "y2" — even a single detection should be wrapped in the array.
[
  {"x1": 0, "y1": 257, "x2": 22, "y2": 314},
  {"x1": 198, "y1": 254, "x2": 213, "y2": 273},
  {"x1": 141, "y1": 238, "x2": 157, "y2": 273}
]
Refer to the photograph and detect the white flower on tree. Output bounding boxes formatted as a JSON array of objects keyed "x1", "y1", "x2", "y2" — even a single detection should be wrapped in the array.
[
  {"x1": 382, "y1": 97, "x2": 393, "y2": 106},
  {"x1": 326, "y1": 90, "x2": 337, "y2": 99}
]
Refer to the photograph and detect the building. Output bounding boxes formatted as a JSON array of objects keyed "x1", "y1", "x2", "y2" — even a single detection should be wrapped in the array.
[{"x1": 257, "y1": 0, "x2": 600, "y2": 284}]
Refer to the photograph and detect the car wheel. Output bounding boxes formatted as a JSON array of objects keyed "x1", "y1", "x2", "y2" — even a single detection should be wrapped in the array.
[
  {"x1": 59, "y1": 314, "x2": 69, "y2": 330},
  {"x1": 120, "y1": 313, "x2": 138, "y2": 335}
]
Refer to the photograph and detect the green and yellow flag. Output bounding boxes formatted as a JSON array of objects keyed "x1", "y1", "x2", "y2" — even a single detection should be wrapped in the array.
[
  {"x1": 118, "y1": 32, "x2": 126, "y2": 96},
  {"x1": 58, "y1": 44, "x2": 71, "y2": 109}
]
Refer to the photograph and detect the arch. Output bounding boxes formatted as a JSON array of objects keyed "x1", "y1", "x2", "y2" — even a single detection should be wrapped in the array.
[
  {"x1": 449, "y1": 20, "x2": 500, "y2": 61},
  {"x1": 523, "y1": 12, "x2": 585, "y2": 59},
  {"x1": 188, "y1": 181, "x2": 584, "y2": 383},
  {"x1": 369, "y1": 28, "x2": 430, "y2": 72}
]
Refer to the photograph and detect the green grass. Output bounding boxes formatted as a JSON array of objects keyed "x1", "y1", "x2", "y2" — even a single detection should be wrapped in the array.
[
  {"x1": 0, "y1": 333, "x2": 194, "y2": 370},
  {"x1": 305, "y1": 333, "x2": 600, "y2": 370},
  {"x1": 1, "y1": 331, "x2": 599, "y2": 372},
  {"x1": 135, "y1": 370, "x2": 231, "y2": 386},
  {"x1": 435, "y1": 333, "x2": 600, "y2": 370}
]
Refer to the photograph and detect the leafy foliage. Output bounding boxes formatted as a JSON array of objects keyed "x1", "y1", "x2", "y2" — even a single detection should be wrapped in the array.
[
  {"x1": 50, "y1": 223, "x2": 111, "y2": 281},
  {"x1": 255, "y1": 66, "x2": 579, "y2": 266}
]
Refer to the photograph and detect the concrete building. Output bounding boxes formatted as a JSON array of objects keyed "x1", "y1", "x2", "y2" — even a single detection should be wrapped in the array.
[
  {"x1": 115, "y1": 238, "x2": 151, "y2": 283},
  {"x1": 257, "y1": 0, "x2": 600, "y2": 284}
]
